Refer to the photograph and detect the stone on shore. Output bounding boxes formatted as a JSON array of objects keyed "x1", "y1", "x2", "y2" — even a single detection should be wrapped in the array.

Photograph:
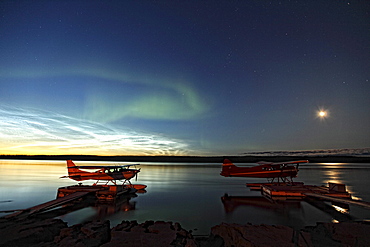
[
  {"x1": 101, "y1": 220, "x2": 197, "y2": 247},
  {"x1": 0, "y1": 218, "x2": 196, "y2": 247},
  {"x1": 211, "y1": 223, "x2": 297, "y2": 247},
  {"x1": 303, "y1": 221, "x2": 370, "y2": 247},
  {"x1": 54, "y1": 220, "x2": 110, "y2": 247},
  {"x1": 1, "y1": 217, "x2": 370, "y2": 247},
  {"x1": 210, "y1": 221, "x2": 370, "y2": 247},
  {"x1": 0, "y1": 218, "x2": 67, "y2": 247}
]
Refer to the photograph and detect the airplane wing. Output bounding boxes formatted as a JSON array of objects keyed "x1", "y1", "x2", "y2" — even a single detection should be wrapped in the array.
[
  {"x1": 257, "y1": 160, "x2": 308, "y2": 165},
  {"x1": 275, "y1": 160, "x2": 309, "y2": 165},
  {"x1": 76, "y1": 164, "x2": 140, "y2": 169},
  {"x1": 256, "y1": 161, "x2": 274, "y2": 165}
]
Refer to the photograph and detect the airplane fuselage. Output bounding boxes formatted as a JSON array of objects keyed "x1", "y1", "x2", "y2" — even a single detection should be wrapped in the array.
[
  {"x1": 65, "y1": 160, "x2": 139, "y2": 182},
  {"x1": 220, "y1": 159, "x2": 308, "y2": 179},
  {"x1": 68, "y1": 169, "x2": 139, "y2": 181},
  {"x1": 220, "y1": 164, "x2": 298, "y2": 178}
]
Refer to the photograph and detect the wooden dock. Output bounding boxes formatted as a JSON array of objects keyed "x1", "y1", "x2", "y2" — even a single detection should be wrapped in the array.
[
  {"x1": 305, "y1": 193, "x2": 370, "y2": 210},
  {"x1": 57, "y1": 184, "x2": 137, "y2": 203},
  {"x1": 258, "y1": 182, "x2": 370, "y2": 211},
  {"x1": 261, "y1": 182, "x2": 352, "y2": 200},
  {"x1": 57, "y1": 185, "x2": 107, "y2": 198},
  {"x1": 95, "y1": 185, "x2": 133, "y2": 203},
  {"x1": 2, "y1": 184, "x2": 139, "y2": 219},
  {"x1": 5, "y1": 191, "x2": 93, "y2": 218},
  {"x1": 246, "y1": 182, "x2": 304, "y2": 190}
]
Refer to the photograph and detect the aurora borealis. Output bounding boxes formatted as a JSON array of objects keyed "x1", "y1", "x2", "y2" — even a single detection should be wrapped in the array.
[{"x1": 1, "y1": 1, "x2": 369, "y2": 155}]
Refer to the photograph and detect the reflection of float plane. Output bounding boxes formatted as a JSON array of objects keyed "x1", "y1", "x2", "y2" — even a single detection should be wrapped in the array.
[
  {"x1": 62, "y1": 160, "x2": 140, "y2": 185},
  {"x1": 220, "y1": 159, "x2": 308, "y2": 183}
]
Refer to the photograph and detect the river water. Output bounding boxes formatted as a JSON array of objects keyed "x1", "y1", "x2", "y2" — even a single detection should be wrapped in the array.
[{"x1": 1, "y1": 160, "x2": 370, "y2": 235}]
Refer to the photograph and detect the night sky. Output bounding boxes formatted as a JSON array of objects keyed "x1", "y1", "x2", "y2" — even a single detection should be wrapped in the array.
[{"x1": 1, "y1": 1, "x2": 369, "y2": 156}]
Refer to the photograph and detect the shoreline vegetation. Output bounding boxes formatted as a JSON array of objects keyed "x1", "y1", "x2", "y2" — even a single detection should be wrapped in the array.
[{"x1": 1, "y1": 154, "x2": 370, "y2": 163}]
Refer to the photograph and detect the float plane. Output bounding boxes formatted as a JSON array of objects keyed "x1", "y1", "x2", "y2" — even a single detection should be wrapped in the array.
[
  {"x1": 61, "y1": 160, "x2": 141, "y2": 186},
  {"x1": 220, "y1": 159, "x2": 309, "y2": 183}
]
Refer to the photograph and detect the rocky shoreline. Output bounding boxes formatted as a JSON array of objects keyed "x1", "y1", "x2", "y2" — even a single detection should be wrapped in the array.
[{"x1": 1, "y1": 217, "x2": 370, "y2": 247}]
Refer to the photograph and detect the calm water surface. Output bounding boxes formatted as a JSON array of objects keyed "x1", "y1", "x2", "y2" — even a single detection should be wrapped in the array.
[{"x1": 1, "y1": 160, "x2": 370, "y2": 235}]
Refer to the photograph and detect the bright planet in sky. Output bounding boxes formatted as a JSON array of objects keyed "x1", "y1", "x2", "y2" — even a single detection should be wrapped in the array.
[{"x1": 318, "y1": 111, "x2": 327, "y2": 118}]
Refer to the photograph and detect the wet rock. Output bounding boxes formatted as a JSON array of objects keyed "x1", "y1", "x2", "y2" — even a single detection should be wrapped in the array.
[
  {"x1": 211, "y1": 222, "x2": 296, "y2": 247},
  {"x1": 102, "y1": 220, "x2": 197, "y2": 247},
  {"x1": 0, "y1": 218, "x2": 67, "y2": 247},
  {"x1": 54, "y1": 220, "x2": 110, "y2": 247},
  {"x1": 303, "y1": 221, "x2": 370, "y2": 247},
  {"x1": 210, "y1": 221, "x2": 370, "y2": 247},
  {"x1": 3, "y1": 217, "x2": 370, "y2": 247},
  {"x1": 194, "y1": 235, "x2": 224, "y2": 247}
]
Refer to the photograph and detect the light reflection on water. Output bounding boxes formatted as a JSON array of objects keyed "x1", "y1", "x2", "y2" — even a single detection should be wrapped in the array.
[{"x1": 1, "y1": 160, "x2": 370, "y2": 234}]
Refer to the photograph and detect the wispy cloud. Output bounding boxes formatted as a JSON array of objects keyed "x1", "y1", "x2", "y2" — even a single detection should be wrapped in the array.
[{"x1": 0, "y1": 105, "x2": 193, "y2": 155}]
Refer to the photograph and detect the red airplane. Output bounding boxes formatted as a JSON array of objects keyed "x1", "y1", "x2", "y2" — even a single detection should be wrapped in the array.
[
  {"x1": 62, "y1": 160, "x2": 141, "y2": 185},
  {"x1": 220, "y1": 159, "x2": 309, "y2": 183}
]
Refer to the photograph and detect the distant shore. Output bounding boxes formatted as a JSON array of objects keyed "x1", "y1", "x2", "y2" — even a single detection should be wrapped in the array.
[{"x1": 1, "y1": 154, "x2": 370, "y2": 163}]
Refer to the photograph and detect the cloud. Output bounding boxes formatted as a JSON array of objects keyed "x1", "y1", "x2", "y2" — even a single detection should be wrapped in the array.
[{"x1": 0, "y1": 105, "x2": 193, "y2": 155}]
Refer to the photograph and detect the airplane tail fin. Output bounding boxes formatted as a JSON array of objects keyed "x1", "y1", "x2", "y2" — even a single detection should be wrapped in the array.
[
  {"x1": 220, "y1": 159, "x2": 236, "y2": 177},
  {"x1": 66, "y1": 160, "x2": 89, "y2": 177}
]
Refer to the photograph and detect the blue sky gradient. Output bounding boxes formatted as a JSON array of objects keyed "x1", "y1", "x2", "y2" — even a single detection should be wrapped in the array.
[{"x1": 1, "y1": 1, "x2": 369, "y2": 155}]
